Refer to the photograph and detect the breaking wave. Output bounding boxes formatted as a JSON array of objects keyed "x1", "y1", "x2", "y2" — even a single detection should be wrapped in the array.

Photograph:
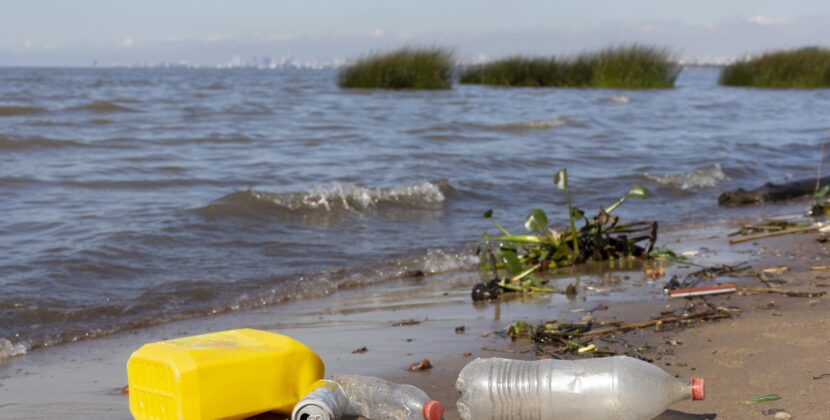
[
  {"x1": 644, "y1": 163, "x2": 726, "y2": 189},
  {"x1": 0, "y1": 105, "x2": 45, "y2": 117},
  {"x1": 0, "y1": 338, "x2": 28, "y2": 359},
  {"x1": 200, "y1": 180, "x2": 452, "y2": 220}
]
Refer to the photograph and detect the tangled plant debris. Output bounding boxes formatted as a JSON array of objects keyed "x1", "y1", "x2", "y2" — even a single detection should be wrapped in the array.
[
  {"x1": 505, "y1": 303, "x2": 736, "y2": 360},
  {"x1": 472, "y1": 169, "x2": 658, "y2": 301}
]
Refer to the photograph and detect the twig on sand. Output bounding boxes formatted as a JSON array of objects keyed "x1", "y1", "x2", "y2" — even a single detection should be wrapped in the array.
[
  {"x1": 729, "y1": 225, "x2": 820, "y2": 244},
  {"x1": 739, "y1": 287, "x2": 827, "y2": 298}
]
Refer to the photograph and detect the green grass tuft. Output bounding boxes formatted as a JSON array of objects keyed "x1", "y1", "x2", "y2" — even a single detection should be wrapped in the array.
[
  {"x1": 459, "y1": 45, "x2": 679, "y2": 89},
  {"x1": 339, "y1": 48, "x2": 454, "y2": 90},
  {"x1": 720, "y1": 47, "x2": 830, "y2": 88}
]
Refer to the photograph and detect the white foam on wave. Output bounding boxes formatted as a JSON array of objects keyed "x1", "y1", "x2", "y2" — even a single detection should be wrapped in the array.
[
  {"x1": 0, "y1": 338, "x2": 28, "y2": 359},
  {"x1": 421, "y1": 248, "x2": 478, "y2": 274},
  {"x1": 609, "y1": 95, "x2": 630, "y2": 104},
  {"x1": 644, "y1": 163, "x2": 726, "y2": 189},
  {"x1": 480, "y1": 117, "x2": 570, "y2": 131},
  {"x1": 254, "y1": 180, "x2": 448, "y2": 212}
]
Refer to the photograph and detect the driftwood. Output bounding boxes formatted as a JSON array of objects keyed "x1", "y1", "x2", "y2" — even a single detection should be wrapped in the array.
[{"x1": 719, "y1": 176, "x2": 830, "y2": 206}]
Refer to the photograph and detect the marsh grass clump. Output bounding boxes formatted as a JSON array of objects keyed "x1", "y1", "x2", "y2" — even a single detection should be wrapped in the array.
[
  {"x1": 339, "y1": 48, "x2": 454, "y2": 89},
  {"x1": 459, "y1": 45, "x2": 679, "y2": 88},
  {"x1": 720, "y1": 47, "x2": 830, "y2": 88}
]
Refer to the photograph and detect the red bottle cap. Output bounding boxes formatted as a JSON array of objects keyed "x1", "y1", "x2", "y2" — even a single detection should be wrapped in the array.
[
  {"x1": 423, "y1": 400, "x2": 444, "y2": 420},
  {"x1": 691, "y1": 378, "x2": 704, "y2": 400}
]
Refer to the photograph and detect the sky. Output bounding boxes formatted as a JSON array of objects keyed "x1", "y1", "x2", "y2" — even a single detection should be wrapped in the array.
[{"x1": 2, "y1": 0, "x2": 830, "y2": 66}]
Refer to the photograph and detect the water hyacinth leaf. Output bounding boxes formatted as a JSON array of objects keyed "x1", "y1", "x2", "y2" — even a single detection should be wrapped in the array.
[
  {"x1": 524, "y1": 208, "x2": 548, "y2": 232},
  {"x1": 816, "y1": 185, "x2": 830, "y2": 199},
  {"x1": 743, "y1": 394, "x2": 781, "y2": 404},
  {"x1": 628, "y1": 183, "x2": 648, "y2": 198},
  {"x1": 483, "y1": 209, "x2": 493, "y2": 218},
  {"x1": 554, "y1": 169, "x2": 568, "y2": 190},
  {"x1": 500, "y1": 248, "x2": 523, "y2": 275}
]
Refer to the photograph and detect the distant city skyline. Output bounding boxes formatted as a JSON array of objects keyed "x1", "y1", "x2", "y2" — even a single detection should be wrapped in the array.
[{"x1": 2, "y1": 0, "x2": 829, "y2": 66}]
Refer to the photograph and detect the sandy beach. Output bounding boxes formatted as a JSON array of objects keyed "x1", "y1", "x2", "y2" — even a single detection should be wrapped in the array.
[{"x1": 1, "y1": 214, "x2": 828, "y2": 419}]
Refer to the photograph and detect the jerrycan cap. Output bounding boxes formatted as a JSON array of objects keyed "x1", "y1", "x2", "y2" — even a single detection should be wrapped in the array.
[
  {"x1": 691, "y1": 378, "x2": 704, "y2": 400},
  {"x1": 423, "y1": 400, "x2": 444, "y2": 420}
]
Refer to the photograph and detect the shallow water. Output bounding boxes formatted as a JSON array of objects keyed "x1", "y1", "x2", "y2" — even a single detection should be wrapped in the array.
[{"x1": 0, "y1": 67, "x2": 826, "y2": 355}]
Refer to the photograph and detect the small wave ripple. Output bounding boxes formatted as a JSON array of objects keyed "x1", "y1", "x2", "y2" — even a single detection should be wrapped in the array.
[
  {"x1": 0, "y1": 136, "x2": 86, "y2": 151},
  {"x1": 68, "y1": 101, "x2": 137, "y2": 113},
  {"x1": 477, "y1": 117, "x2": 570, "y2": 131},
  {"x1": 644, "y1": 163, "x2": 726, "y2": 189},
  {"x1": 0, "y1": 105, "x2": 45, "y2": 117}
]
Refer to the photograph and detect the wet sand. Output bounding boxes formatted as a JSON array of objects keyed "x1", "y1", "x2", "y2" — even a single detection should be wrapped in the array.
[{"x1": 1, "y1": 217, "x2": 828, "y2": 419}]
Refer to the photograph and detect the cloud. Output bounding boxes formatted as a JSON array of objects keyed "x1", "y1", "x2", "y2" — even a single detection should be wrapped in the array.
[
  {"x1": 366, "y1": 28, "x2": 385, "y2": 38},
  {"x1": 120, "y1": 37, "x2": 136, "y2": 48},
  {"x1": 22, "y1": 40, "x2": 33, "y2": 49},
  {"x1": 747, "y1": 15, "x2": 789, "y2": 26}
]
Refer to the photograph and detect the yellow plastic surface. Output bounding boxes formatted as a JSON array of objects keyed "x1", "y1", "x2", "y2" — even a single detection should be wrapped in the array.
[{"x1": 127, "y1": 328, "x2": 324, "y2": 420}]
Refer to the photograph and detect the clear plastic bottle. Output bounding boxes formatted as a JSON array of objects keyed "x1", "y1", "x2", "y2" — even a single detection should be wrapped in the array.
[
  {"x1": 455, "y1": 356, "x2": 703, "y2": 420},
  {"x1": 292, "y1": 374, "x2": 444, "y2": 420}
]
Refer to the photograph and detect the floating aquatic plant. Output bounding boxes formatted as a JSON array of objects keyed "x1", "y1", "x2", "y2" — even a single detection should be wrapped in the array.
[{"x1": 473, "y1": 170, "x2": 657, "y2": 300}]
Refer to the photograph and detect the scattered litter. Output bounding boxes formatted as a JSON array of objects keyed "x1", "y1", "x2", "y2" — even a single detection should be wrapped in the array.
[
  {"x1": 577, "y1": 344, "x2": 596, "y2": 353},
  {"x1": 352, "y1": 347, "x2": 368, "y2": 354},
  {"x1": 813, "y1": 373, "x2": 830, "y2": 380},
  {"x1": 669, "y1": 283, "x2": 737, "y2": 298},
  {"x1": 455, "y1": 325, "x2": 466, "y2": 334},
  {"x1": 761, "y1": 266, "x2": 790, "y2": 274},
  {"x1": 119, "y1": 385, "x2": 129, "y2": 396},
  {"x1": 744, "y1": 394, "x2": 782, "y2": 404},
  {"x1": 392, "y1": 319, "x2": 421, "y2": 327},
  {"x1": 681, "y1": 250, "x2": 700, "y2": 257},
  {"x1": 811, "y1": 265, "x2": 830, "y2": 271},
  {"x1": 645, "y1": 267, "x2": 665, "y2": 279},
  {"x1": 773, "y1": 412, "x2": 792, "y2": 420},
  {"x1": 480, "y1": 332, "x2": 490, "y2": 337},
  {"x1": 408, "y1": 358, "x2": 432, "y2": 372},
  {"x1": 463, "y1": 352, "x2": 473, "y2": 357}
]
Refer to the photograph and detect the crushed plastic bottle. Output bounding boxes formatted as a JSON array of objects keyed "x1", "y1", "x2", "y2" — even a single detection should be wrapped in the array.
[
  {"x1": 456, "y1": 356, "x2": 703, "y2": 420},
  {"x1": 292, "y1": 374, "x2": 444, "y2": 420}
]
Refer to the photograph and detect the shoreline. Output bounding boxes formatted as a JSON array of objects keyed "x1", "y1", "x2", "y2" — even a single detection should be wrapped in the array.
[{"x1": 1, "y1": 213, "x2": 828, "y2": 419}]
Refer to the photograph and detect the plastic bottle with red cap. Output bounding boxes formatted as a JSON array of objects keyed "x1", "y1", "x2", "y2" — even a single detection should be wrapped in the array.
[
  {"x1": 292, "y1": 374, "x2": 444, "y2": 420},
  {"x1": 456, "y1": 356, "x2": 703, "y2": 420}
]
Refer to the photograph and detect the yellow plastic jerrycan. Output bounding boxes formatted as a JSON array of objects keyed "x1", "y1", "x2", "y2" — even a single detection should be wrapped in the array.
[{"x1": 127, "y1": 328, "x2": 323, "y2": 420}]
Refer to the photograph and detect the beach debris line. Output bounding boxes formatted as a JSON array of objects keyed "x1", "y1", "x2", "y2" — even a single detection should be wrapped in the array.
[
  {"x1": 472, "y1": 169, "x2": 658, "y2": 300},
  {"x1": 663, "y1": 262, "x2": 750, "y2": 292},
  {"x1": 505, "y1": 306, "x2": 735, "y2": 360}
]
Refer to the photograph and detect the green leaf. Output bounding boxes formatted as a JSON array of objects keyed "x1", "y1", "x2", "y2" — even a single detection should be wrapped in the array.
[
  {"x1": 524, "y1": 208, "x2": 549, "y2": 232},
  {"x1": 816, "y1": 185, "x2": 830, "y2": 199},
  {"x1": 743, "y1": 394, "x2": 781, "y2": 404},
  {"x1": 570, "y1": 207, "x2": 585, "y2": 220},
  {"x1": 554, "y1": 169, "x2": 568, "y2": 190},
  {"x1": 627, "y1": 183, "x2": 648, "y2": 198},
  {"x1": 500, "y1": 248, "x2": 523, "y2": 276},
  {"x1": 483, "y1": 209, "x2": 493, "y2": 218}
]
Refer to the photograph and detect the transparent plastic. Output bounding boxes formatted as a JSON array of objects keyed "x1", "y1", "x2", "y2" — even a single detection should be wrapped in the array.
[
  {"x1": 456, "y1": 356, "x2": 703, "y2": 420},
  {"x1": 292, "y1": 374, "x2": 444, "y2": 420}
]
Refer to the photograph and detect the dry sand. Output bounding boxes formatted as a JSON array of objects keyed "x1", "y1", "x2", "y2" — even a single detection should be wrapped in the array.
[{"x1": 1, "y1": 217, "x2": 828, "y2": 419}]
